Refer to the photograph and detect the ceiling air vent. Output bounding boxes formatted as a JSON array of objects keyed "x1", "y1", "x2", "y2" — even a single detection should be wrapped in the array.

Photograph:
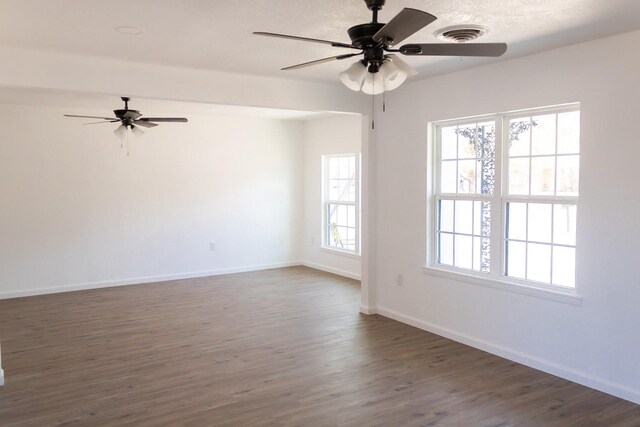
[{"x1": 435, "y1": 25, "x2": 487, "y2": 43}]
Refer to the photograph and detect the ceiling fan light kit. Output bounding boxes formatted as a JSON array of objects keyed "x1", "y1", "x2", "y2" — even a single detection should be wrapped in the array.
[
  {"x1": 255, "y1": 0, "x2": 507, "y2": 95},
  {"x1": 339, "y1": 61, "x2": 368, "y2": 91},
  {"x1": 130, "y1": 124, "x2": 145, "y2": 137},
  {"x1": 113, "y1": 124, "x2": 128, "y2": 139}
]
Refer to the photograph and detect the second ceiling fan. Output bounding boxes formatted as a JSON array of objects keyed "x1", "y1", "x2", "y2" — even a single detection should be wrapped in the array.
[{"x1": 255, "y1": 0, "x2": 507, "y2": 94}]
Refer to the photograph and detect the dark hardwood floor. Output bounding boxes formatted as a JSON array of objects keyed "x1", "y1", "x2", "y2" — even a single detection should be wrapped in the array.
[{"x1": 0, "y1": 266, "x2": 638, "y2": 426}]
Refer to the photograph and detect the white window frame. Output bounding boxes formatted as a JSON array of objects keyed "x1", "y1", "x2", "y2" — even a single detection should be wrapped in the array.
[
  {"x1": 425, "y1": 105, "x2": 582, "y2": 305},
  {"x1": 322, "y1": 154, "x2": 361, "y2": 257}
]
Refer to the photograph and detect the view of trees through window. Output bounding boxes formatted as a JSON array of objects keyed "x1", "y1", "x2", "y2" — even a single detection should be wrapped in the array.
[{"x1": 435, "y1": 107, "x2": 580, "y2": 288}]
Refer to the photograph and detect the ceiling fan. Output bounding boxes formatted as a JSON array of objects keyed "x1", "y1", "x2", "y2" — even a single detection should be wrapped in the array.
[
  {"x1": 64, "y1": 97, "x2": 188, "y2": 138},
  {"x1": 255, "y1": 0, "x2": 507, "y2": 94}
]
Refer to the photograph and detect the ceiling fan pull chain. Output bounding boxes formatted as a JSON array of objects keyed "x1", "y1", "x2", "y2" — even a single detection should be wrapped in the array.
[
  {"x1": 371, "y1": 92, "x2": 375, "y2": 130},
  {"x1": 383, "y1": 90, "x2": 386, "y2": 113},
  {"x1": 126, "y1": 130, "x2": 130, "y2": 157}
]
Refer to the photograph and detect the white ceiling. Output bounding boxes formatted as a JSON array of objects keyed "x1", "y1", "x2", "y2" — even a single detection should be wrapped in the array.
[{"x1": 1, "y1": 0, "x2": 640, "y2": 83}]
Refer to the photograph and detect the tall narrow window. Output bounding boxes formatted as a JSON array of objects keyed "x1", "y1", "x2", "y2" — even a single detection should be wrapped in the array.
[
  {"x1": 323, "y1": 154, "x2": 360, "y2": 254},
  {"x1": 431, "y1": 105, "x2": 580, "y2": 291}
]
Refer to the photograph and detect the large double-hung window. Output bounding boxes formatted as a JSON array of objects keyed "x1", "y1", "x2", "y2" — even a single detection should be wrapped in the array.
[{"x1": 430, "y1": 105, "x2": 580, "y2": 292}]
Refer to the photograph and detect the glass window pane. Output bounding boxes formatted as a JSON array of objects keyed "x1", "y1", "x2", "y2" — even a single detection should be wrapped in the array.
[
  {"x1": 454, "y1": 235, "x2": 473, "y2": 269},
  {"x1": 339, "y1": 157, "x2": 349, "y2": 178},
  {"x1": 346, "y1": 228, "x2": 356, "y2": 251},
  {"x1": 552, "y1": 246, "x2": 576, "y2": 287},
  {"x1": 347, "y1": 179, "x2": 356, "y2": 202},
  {"x1": 557, "y1": 155, "x2": 580, "y2": 196},
  {"x1": 439, "y1": 199, "x2": 454, "y2": 233},
  {"x1": 528, "y1": 203, "x2": 552, "y2": 243},
  {"x1": 507, "y1": 202, "x2": 527, "y2": 241},
  {"x1": 553, "y1": 204, "x2": 577, "y2": 246},
  {"x1": 506, "y1": 241, "x2": 526, "y2": 279},
  {"x1": 441, "y1": 126, "x2": 458, "y2": 159},
  {"x1": 439, "y1": 233, "x2": 453, "y2": 266},
  {"x1": 509, "y1": 158, "x2": 530, "y2": 195},
  {"x1": 531, "y1": 114, "x2": 557, "y2": 155},
  {"x1": 455, "y1": 200, "x2": 473, "y2": 235},
  {"x1": 458, "y1": 160, "x2": 476, "y2": 194},
  {"x1": 527, "y1": 243, "x2": 551, "y2": 283},
  {"x1": 337, "y1": 204, "x2": 346, "y2": 226},
  {"x1": 329, "y1": 179, "x2": 353, "y2": 201},
  {"x1": 531, "y1": 157, "x2": 555, "y2": 195},
  {"x1": 473, "y1": 237, "x2": 481, "y2": 271},
  {"x1": 338, "y1": 226, "x2": 349, "y2": 248},
  {"x1": 457, "y1": 125, "x2": 476, "y2": 159},
  {"x1": 441, "y1": 161, "x2": 457, "y2": 193},
  {"x1": 329, "y1": 158, "x2": 340, "y2": 180},
  {"x1": 557, "y1": 111, "x2": 580, "y2": 154},
  {"x1": 509, "y1": 118, "x2": 531, "y2": 157},
  {"x1": 347, "y1": 205, "x2": 356, "y2": 228}
]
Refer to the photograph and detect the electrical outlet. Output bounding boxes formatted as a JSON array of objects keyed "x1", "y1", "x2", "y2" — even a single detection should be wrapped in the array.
[
  {"x1": 396, "y1": 274, "x2": 404, "y2": 286},
  {"x1": 209, "y1": 242, "x2": 216, "y2": 251}
]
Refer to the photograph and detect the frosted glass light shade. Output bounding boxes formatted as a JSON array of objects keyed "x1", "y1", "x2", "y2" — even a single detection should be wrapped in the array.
[
  {"x1": 362, "y1": 72, "x2": 384, "y2": 95},
  {"x1": 339, "y1": 62, "x2": 367, "y2": 91},
  {"x1": 380, "y1": 60, "x2": 407, "y2": 91},
  {"x1": 113, "y1": 124, "x2": 127, "y2": 138},
  {"x1": 388, "y1": 54, "x2": 418, "y2": 77},
  {"x1": 130, "y1": 125, "x2": 144, "y2": 137}
]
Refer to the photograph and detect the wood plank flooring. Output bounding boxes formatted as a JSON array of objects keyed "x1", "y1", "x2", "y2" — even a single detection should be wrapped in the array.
[{"x1": 0, "y1": 266, "x2": 638, "y2": 426}]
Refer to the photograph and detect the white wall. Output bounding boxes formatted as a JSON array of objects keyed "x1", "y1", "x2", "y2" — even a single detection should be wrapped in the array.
[
  {"x1": 301, "y1": 115, "x2": 362, "y2": 279},
  {"x1": 369, "y1": 29, "x2": 640, "y2": 403},
  {"x1": 0, "y1": 103, "x2": 304, "y2": 297}
]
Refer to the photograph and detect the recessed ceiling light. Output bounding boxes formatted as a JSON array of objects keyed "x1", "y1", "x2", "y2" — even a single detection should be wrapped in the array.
[{"x1": 115, "y1": 26, "x2": 143, "y2": 35}]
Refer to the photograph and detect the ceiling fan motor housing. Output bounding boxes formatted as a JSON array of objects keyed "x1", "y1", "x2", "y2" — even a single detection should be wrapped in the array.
[
  {"x1": 348, "y1": 23, "x2": 386, "y2": 72},
  {"x1": 347, "y1": 23, "x2": 385, "y2": 48}
]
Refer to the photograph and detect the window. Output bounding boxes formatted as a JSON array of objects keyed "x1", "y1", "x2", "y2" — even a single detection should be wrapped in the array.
[
  {"x1": 323, "y1": 154, "x2": 360, "y2": 255},
  {"x1": 431, "y1": 106, "x2": 580, "y2": 291}
]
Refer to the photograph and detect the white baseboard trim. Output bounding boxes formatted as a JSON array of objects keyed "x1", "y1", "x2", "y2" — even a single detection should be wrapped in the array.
[
  {"x1": 0, "y1": 261, "x2": 302, "y2": 300},
  {"x1": 359, "y1": 305, "x2": 378, "y2": 315},
  {"x1": 300, "y1": 261, "x2": 361, "y2": 281},
  {"x1": 376, "y1": 306, "x2": 640, "y2": 405}
]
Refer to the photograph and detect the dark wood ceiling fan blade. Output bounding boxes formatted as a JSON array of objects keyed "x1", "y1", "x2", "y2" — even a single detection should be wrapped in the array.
[
  {"x1": 254, "y1": 32, "x2": 356, "y2": 49},
  {"x1": 82, "y1": 120, "x2": 120, "y2": 125},
  {"x1": 282, "y1": 53, "x2": 362, "y2": 71},
  {"x1": 132, "y1": 120, "x2": 158, "y2": 128},
  {"x1": 64, "y1": 114, "x2": 117, "y2": 120},
  {"x1": 138, "y1": 118, "x2": 188, "y2": 122},
  {"x1": 400, "y1": 43, "x2": 508, "y2": 57},
  {"x1": 373, "y1": 8, "x2": 437, "y2": 46}
]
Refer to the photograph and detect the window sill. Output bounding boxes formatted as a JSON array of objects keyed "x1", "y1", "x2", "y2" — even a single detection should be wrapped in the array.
[
  {"x1": 422, "y1": 266, "x2": 583, "y2": 306},
  {"x1": 320, "y1": 246, "x2": 361, "y2": 259}
]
